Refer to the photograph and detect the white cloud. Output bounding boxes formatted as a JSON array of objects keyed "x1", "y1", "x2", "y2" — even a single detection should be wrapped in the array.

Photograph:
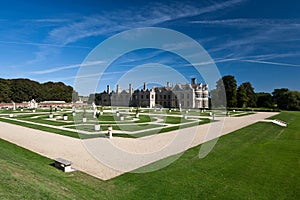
[
  {"x1": 239, "y1": 59, "x2": 300, "y2": 67},
  {"x1": 185, "y1": 52, "x2": 300, "y2": 67},
  {"x1": 0, "y1": 40, "x2": 91, "y2": 49},
  {"x1": 190, "y1": 18, "x2": 300, "y2": 28},
  {"x1": 46, "y1": 0, "x2": 247, "y2": 46},
  {"x1": 27, "y1": 0, "x2": 247, "y2": 65},
  {"x1": 31, "y1": 60, "x2": 106, "y2": 75}
]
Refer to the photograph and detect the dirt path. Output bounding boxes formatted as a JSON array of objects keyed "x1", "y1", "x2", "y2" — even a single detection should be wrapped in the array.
[{"x1": 0, "y1": 112, "x2": 278, "y2": 180}]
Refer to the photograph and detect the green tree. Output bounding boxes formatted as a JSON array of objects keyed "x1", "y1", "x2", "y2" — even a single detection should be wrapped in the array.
[
  {"x1": 0, "y1": 78, "x2": 76, "y2": 103},
  {"x1": 216, "y1": 75, "x2": 237, "y2": 108},
  {"x1": 272, "y1": 88, "x2": 289, "y2": 109},
  {"x1": 210, "y1": 88, "x2": 224, "y2": 108},
  {"x1": 0, "y1": 79, "x2": 11, "y2": 102},
  {"x1": 240, "y1": 82, "x2": 256, "y2": 107},
  {"x1": 237, "y1": 85, "x2": 248, "y2": 108},
  {"x1": 285, "y1": 91, "x2": 300, "y2": 111},
  {"x1": 41, "y1": 82, "x2": 73, "y2": 102},
  {"x1": 10, "y1": 79, "x2": 41, "y2": 102},
  {"x1": 256, "y1": 92, "x2": 273, "y2": 108}
]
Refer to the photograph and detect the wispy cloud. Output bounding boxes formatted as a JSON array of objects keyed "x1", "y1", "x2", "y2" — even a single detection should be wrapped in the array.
[
  {"x1": 46, "y1": 0, "x2": 246, "y2": 46},
  {"x1": 0, "y1": 40, "x2": 91, "y2": 49},
  {"x1": 25, "y1": 0, "x2": 247, "y2": 66},
  {"x1": 192, "y1": 18, "x2": 300, "y2": 57},
  {"x1": 239, "y1": 59, "x2": 300, "y2": 67},
  {"x1": 190, "y1": 18, "x2": 300, "y2": 28},
  {"x1": 185, "y1": 54, "x2": 300, "y2": 68},
  {"x1": 24, "y1": 18, "x2": 71, "y2": 23},
  {"x1": 31, "y1": 60, "x2": 106, "y2": 75}
]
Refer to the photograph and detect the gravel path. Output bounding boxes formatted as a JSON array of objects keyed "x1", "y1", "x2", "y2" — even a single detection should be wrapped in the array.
[{"x1": 0, "y1": 112, "x2": 278, "y2": 180}]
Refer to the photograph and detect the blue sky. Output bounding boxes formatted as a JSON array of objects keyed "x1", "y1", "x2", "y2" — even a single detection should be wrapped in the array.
[{"x1": 0, "y1": 0, "x2": 299, "y2": 95}]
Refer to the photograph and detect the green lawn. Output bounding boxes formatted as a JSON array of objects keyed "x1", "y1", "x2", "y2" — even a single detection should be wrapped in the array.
[
  {"x1": 1, "y1": 111, "x2": 299, "y2": 199},
  {"x1": 0, "y1": 117, "x2": 79, "y2": 139}
]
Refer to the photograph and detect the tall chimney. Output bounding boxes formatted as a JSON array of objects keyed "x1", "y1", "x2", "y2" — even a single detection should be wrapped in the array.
[
  {"x1": 116, "y1": 84, "x2": 121, "y2": 94},
  {"x1": 191, "y1": 78, "x2": 196, "y2": 85},
  {"x1": 107, "y1": 85, "x2": 110, "y2": 93},
  {"x1": 129, "y1": 84, "x2": 132, "y2": 95},
  {"x1": 167, "y1": 82, "x2": 170, "y2": 87},
  {"x1": 143, "y1": 82, "x2": 146, "y2": 90}
]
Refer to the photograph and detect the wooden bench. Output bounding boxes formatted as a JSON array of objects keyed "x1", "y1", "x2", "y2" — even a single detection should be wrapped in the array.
[{"x1": 54, "y1": 158, "x2": 73, "y2": 172}]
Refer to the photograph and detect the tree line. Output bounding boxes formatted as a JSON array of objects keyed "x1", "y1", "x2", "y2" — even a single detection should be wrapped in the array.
[
  {"x1": 211, "y1": 75, "x2": 300, "y2": 111},
  {"x1": 0, "y1": 78, "x2": 77, "y2": 103}
]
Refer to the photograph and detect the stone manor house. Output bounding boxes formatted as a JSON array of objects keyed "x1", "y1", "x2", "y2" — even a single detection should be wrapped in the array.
[{"x1": 94, "y1": 78, "x2": 209, "y2": 109}]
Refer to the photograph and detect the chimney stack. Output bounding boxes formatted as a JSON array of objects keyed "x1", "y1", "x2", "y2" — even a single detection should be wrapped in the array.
[
  {"x1": 107, "y1": 85, "x2": 110, "y2": 93},
  {"x1": 167, "y1": 82, "x2": 170, "y2": 87},
  {"x1": 129, "y1": 84, "x2": 133, "y2": 95},
  {"x1": 143, "y1": 82, "x2": 146, "y2": 90},
  {"x1": 116, "y1": 84, "x2": 121, "y2": 94},
  {"x1": 191, "y1": 78, "x2": 196, "y2": 85}
]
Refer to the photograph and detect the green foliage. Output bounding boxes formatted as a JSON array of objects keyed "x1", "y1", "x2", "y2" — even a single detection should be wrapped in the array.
[
  {"x1": 0, "y1": 79, "x2": 11, "y2": 102},
  {"x1": 237, "y1": 82, "x2": 256, "y2": 108},
  {"x1": 237, "y1": 84, "x2": 248, "y2": 107},
  {"x1": 272, "y1": 88, "x2": 300, "y2": 110},
  {"x1": 256, "y1": 92, "x2": 274, "y2": 108},
  {"x1": 285, "y1": 90, "x2": 300, "y2": 110},
  {"x1": 215, "y1": 75, "x2": 237, "y2": 108},
  {"x1": 241, "y1": 82, "x2": 256, "y2": 107},
  {"x1": 214, "y1": 76, "x2": 298, "y2": 111},
  {"x1": 0, "y1": 78, "x2": 75, "y2": 103},
  {"x1": 10, "y1": 79, "x2": 41, "y2": 102}
]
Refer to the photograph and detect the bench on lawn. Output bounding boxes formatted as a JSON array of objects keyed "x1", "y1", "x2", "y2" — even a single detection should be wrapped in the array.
[{"x1": 54, "y1": 158, "x2": 73, "y2": 172}]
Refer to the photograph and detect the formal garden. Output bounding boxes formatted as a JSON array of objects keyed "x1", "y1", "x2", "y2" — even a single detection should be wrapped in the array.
[
  {"x1": 0, "y1": 105, "x2": 254, "y2": 139},
  {"x1": 0, "y1": 111, "x2": 299, "y2": 199}
]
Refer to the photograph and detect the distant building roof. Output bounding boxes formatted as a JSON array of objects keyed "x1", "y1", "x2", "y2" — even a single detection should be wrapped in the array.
[{"x1": 40, "y1": 101, "x2": 66, "y2": 104}]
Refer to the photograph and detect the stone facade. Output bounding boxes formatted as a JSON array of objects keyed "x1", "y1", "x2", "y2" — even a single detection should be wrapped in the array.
[{"x1": 95, "y1": 78, "x2": 209, "y2": 109}]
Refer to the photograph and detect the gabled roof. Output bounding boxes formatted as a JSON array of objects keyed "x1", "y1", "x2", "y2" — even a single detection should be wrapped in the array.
[{"x1": 172, "y1": 84, "x2": 183, "y2": 91}]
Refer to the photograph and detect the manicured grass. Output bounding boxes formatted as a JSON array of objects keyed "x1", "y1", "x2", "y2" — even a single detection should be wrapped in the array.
[
  {"x1": 165, "y1": 116, "x2": 190, "y2": 124},
  {"x1": 0, "y1": 117, "x2": 79, "y2": 139},
  {"x1": 19, "y1": 117, "x2": 74, "y2": 126},
  {"x1": 133, "y1": 118, "x2": 211, "y2": 138},
  {"x1": 0, "y1": 111, "x2": 299, "y2": 199},
  {"x1": 71, "y1": 123, "x2": 165, "y2": 132}
]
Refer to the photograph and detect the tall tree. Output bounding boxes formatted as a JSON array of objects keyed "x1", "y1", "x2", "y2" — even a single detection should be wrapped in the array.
[
  {"x1": 237, "y1": 85, "x2": 248, "y2": 108},
  {"x1": 216, "y1": 75, "x2": 237, "y2": 108},
  {"x1": 284, "y1": 91, "x2": 300, "y2": 111},
  {"x1": 0, "y1": 79, "x2": 11, "y2": 102},
  {"x1": 272, "y1": 88, "x2": 289, "y2": 109},
  {"x1": 256, "y1": 92, "x2": 273, "y2": 108},
  {"x1": 210, "y1": 88, "x2": 224, "y2": 108},
  {"x1": 240, "y1": 82, "x2": 256, "y2": 107}
]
